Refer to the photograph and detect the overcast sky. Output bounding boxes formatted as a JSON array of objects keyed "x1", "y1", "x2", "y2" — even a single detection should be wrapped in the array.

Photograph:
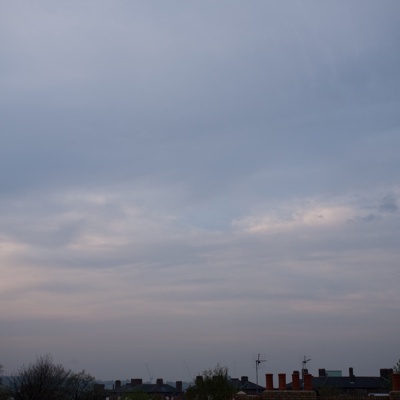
[{"x1": 1, "y1": 0, "x2": 400, "y2": 384}]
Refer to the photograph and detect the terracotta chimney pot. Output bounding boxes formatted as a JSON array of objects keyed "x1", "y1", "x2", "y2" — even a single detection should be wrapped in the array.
[
  {"x1": 278, "y1": 373, "x2": 286, "y2": 390},
  {"x1": 265, "y1": 373, "x2": 274, "y2": 390},
  {"x1": 304, "y1": 374, "x2": 313, "y2": 391},
  {"x1": 292, "y1": 372, "x2": 300, "y2": 391}
]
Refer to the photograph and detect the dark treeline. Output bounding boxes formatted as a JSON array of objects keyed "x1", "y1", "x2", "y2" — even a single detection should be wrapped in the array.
[
  {"x1": 0, "y1": 354, "x2": 98, "y2": 400},
  {"x1": 0, "y1": 358, "x2": 235, "y2": 400}
]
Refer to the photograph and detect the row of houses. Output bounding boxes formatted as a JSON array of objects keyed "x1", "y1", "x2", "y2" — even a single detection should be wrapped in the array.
[
  {"x1": 309, "y1": 367, "x2": 393, "y2": 395},
  {"x1": 96, "y1": 367, "x2": 396, "y2": 399}
]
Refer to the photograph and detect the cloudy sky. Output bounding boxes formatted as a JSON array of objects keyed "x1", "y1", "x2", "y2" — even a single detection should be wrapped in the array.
[{"x1": 1, "y1": 0, "x2": 400, "y2": 383}]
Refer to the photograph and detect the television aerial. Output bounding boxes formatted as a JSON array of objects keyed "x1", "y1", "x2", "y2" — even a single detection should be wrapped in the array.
[
  {"x1": 254, "y1": 353, "x2": 267, "y2": 394},
  {"x1": 301, "y1": 355, "x2": 311, "y2": 381}
]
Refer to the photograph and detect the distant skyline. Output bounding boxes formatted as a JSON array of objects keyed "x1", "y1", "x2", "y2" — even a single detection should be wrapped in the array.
[{"x1": 1, "y1": 0, "x2": 399, "y2": 382}]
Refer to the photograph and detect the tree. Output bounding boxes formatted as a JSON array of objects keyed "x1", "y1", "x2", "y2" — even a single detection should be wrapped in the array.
[
  {"x1": 186, "y1": 364, "x2": 234, "y2": 400},
  {"x1": 9, "y1": 354, "x2": 72, "y2": 400},
  {"x1": 123, "y1": 392, "x2": 150, "y2": 400},
  {"x1": 8, "y1": 355, "x2": 99, "y2": 400},
  {"x1": 67, "y1": 370, "x2": 96, "y2": 400},
  {"x1": 0, "y1": 364, "x2": 9, "y2": 400}
]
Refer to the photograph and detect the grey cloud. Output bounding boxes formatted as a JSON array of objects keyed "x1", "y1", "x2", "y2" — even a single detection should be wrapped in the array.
[
  {"x1": 1, "y1": 1, "x2": 399, "y2": 199},
  {"x1": 379, "y1": 195, "x2": 398, "y2": 213},
  {"x1": 1, "y1": 0, "x2": 400, "y2": 382}
]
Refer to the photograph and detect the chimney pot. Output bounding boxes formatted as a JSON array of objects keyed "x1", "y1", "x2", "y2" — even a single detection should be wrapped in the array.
[
  {"x1": 278, "y1": 373, "x2": 286, "y2": 390},
  {"x1": 292, "y1": 372, "x2": 300, "y2": 390},
  {"x1": 304, "y1": 374, "x2": 313, "y2": 391},
  {"x1": 265, "y1": 373, "x2": 274, "y2": 390},
  {"x1": 392, "y1": 373, "x2": 400, "y2": 391}
]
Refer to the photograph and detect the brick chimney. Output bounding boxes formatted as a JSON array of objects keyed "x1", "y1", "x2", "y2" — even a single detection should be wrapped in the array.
[
  {"x1": 265, "y1": 373, "x2": 274, "y2": 390},
  {"x1": 278, "y1": 374, "x2": 286, "y2": 390},
  {"x1": 176, "y1": 381, "x2": 183, "y2": 392},
  {"x1": 292, "y1": 371, "x2": 300, "y2": 390},
  {"x1": 115, "y1": 380, "x2": 121, "y2": 390},
  {"x1": 156, "y1": 378, "x2": 163, "y2": 385},
  {"x1": 131, "y1": 378, "x2": 143, "y2": 386},
  {"x1": 304, "y1": 374, "x2": 313, "y2": 391},
  {"x1": 319, "y1": 369, "x2": 326, "y2": 377},
  {"x1": 241, "y1": 376, "x2": 249, "y2": 384},
  {"x1": 393, "y1": 373, "x2": 400, "y2": 391}
]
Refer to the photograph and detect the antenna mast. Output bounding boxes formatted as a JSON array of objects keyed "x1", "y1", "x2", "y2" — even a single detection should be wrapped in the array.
[
  {"x1": 301, "y1": 355, "x2": 311, "y2": 385},
  {"x1": 255, "y1": 353, "x2": 267, "y2": 394}
]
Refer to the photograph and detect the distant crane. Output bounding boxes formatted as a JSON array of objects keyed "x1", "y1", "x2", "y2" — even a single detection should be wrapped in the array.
[
  {"x1": 183, "y1": 360, "x2": 193, "y2": 381},
  {"x1": 254, "y1": 353, "x2": 267, "y2": 394},
  {"x1": 301, "y1": 355, "x2": 311, "y2": 385},
  {"x1": 145, "y1": 363, "x2": 154, "y2": 383}
]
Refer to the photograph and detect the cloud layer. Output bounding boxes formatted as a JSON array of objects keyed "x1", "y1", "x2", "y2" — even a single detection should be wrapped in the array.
[{"x1": 1, "y1": 0, "x2": 400, "y2": 382}]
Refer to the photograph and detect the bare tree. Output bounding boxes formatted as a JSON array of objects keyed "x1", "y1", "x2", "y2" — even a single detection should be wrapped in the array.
[
  {"x1": 0, "y1": 364, "x2": 9, "y2": 400},
  {"x1": 9, "y1": 354, "x2": 71, "y2": 400},
  {"x1": 394, "y1": 358, "x2": 400, "y2": 373},
  {"x1": 67, "y1": 370, "x2": 96, "y2": 400}
]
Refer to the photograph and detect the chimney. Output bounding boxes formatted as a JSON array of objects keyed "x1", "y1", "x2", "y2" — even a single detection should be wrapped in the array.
[
  {"x1": 176, "y1": 381, "x2": 183, "y2": 392},
  {"x1": 131, "y1": 378, "x2": 143, "y2": 386},
  {"x1": 319, "y1": 369, "x2": 326, "y2": 377},
  {"x1": 349, "y1": 368, "x2": 355, "y2": 382},
  {"x1": 241, "y1": 376, "x2": 248, "y2": 383},
  {"x1": 265, "y1": 373, "x2": 274, "y2": 390},
  {"x1": 292, "y1": 371, "x2": 300, "y2": 391},
  {"x1": 304, "y1": 374, "x2": 313, "y2": 391},
  {"x1": 94, "y1": 384, "x2": 105, "y2": 394},
  {"x1": 196, "y1": 376, "x2": 203, "y2": 385},
  {"x1": 278, "y1": 374, "x2": 286, "y2": 390},
  {"x1": 156, "y1": 378, "x2": 163, "y2": 386},
  {"x1": 380, "y1": 369, "x2": 393, "y2": 381},
  {"x1": 393, "y1": 373, "x2": 400, "y2": 391},
  {"x1": 115, "y1": 380, "x2": 121, "y2": 390}
]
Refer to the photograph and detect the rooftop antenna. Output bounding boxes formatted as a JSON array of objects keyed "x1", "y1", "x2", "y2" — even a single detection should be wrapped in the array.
[
  {"x1": 255, "y1": 353, "x2": 267, "y2": 394},
  {"x1": 301, "y1": 355, "x2": 311, "y2": 384},
  {"x1": 145, "y1": 362, "x2": 154, "y2": 383}
]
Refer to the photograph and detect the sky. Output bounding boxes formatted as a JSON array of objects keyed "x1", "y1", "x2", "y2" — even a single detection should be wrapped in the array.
[{"x1": 1, "y1": 0, "x2": 400, "y2": 384}]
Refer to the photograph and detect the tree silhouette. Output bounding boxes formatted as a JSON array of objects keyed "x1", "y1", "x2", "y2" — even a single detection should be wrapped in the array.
[
  {"x1": 8, "y1": 354, "x2": 96, "y2": 400},
  {"x1": 186, "y1": 364, "x2": 234, "y2": 400}
]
